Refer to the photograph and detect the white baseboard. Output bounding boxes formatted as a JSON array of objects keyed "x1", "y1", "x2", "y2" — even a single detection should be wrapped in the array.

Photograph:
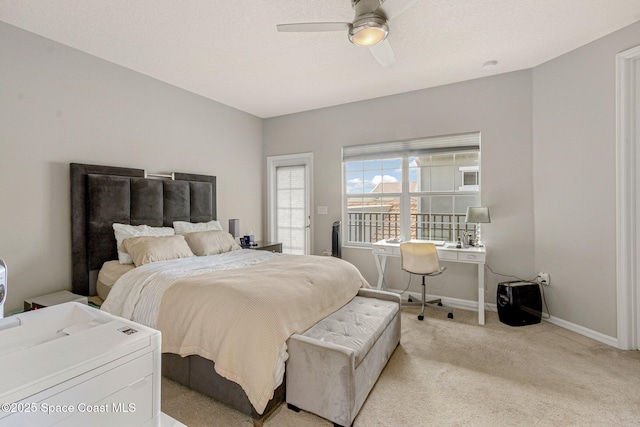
[
  {"x1": 389, "y1": 289, "x2": 619, "y2": 348},
  {"x1": 542, "y1": 315, "x2": 618, "y2": 348},
  {"x1": 395, "y1": 289, "x2": 479, "y2": 312}
]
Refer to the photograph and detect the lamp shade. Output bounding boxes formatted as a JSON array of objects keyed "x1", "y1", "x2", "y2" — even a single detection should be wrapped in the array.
[
  {"x1": 229, "y1": 219, "x2": 240, "y2": 237},
  {"x1": 349, "y1": 17, "x2": 388, "y2": 46},
  {"x1": 465, "y1": 207, "x2": 491, "y2": 223}
]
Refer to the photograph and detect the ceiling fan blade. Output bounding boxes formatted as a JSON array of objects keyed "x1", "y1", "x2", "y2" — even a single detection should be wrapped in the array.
[
  {"x1": 276, "y1": 22, "x2": 351, "y2": 33},
  {"x1": 369, "y1": 39, "x2": 395, "y2": 67},
  {"x1": 376, "y1": 0, "x2": 418, "y2": 20}
]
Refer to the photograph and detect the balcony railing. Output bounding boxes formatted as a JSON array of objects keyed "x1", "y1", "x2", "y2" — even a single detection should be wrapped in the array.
[{"x1": 346, "y1": 212, "x2": 476, "y2": 243}]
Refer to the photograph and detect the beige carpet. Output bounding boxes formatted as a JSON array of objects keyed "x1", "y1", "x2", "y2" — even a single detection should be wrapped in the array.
[{"x1": 162, "y1": 307, "x2": 640, "y2": 426}]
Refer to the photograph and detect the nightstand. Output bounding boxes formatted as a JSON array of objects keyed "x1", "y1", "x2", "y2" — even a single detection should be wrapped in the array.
[
  {"x1": 245, "y1": 241, "x2": 283, "y2": 253},
  {"x1": 24, "y1": 290, "x2": 88, "y2": 311}
]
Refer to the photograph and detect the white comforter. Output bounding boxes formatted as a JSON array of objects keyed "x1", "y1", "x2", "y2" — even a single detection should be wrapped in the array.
[{"x1": 101, "y1": 249, "x2": 279, "y2": 327}]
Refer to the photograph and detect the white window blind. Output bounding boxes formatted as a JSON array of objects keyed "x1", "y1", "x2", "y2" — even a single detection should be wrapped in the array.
[
  {"x1": 276, "y1": 165, "x2": 306, "y2": 255},
  {"x1": 342, "y1": 132, "x2": 480, "y2": 161}
]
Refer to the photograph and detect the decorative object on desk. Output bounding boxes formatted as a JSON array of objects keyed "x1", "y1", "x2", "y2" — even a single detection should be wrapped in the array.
[
  {"x1": 465, "y1": 206, "x2": 491, "y2": 247},
  {"x1": 399, "y1": 242, "x2": 453, "y2": 321},
  {"x1": 461, "y1": 231, "x2": 473, "y2": 248}
]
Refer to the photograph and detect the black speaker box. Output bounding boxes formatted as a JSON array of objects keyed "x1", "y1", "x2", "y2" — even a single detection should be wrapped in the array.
[
  {"x1": 497, "y1": 281, "x2": 542, "y2": 326},
  {"x1": 332, "y1": 221, "x2": 341, "y2": 259}
]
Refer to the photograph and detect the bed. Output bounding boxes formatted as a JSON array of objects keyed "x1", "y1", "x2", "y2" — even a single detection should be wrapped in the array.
[{"x1": 69, "y1": 163, "x2": 368, "y2": 426}]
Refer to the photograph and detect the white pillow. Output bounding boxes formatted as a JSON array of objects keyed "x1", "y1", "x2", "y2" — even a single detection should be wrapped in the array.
[
  {"x1": 173, "y1": 220, "x2": 223, "y2": 235},
  {"x1": 113, "y1": 223, "x2": 175, "y2": 265}
]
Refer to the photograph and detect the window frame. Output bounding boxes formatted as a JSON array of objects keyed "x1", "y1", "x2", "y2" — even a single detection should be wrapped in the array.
[{"x1": 342, "y1": 134, "x2": 481, "y2": 248}]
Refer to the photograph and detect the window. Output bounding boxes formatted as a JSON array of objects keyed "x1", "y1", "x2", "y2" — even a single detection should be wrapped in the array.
[
  {"x1": 459, "y1": 166, "x2": 479, "y2": 191},
  {"x1": 267, "y1": 153, "x2": 312, "y2": 255},
  {"x1": 342, "y1": 133, "x2": 480, "y2": 246},
  {"x1": 275, "y1": 165, "x2": 307, "y2": 255}
]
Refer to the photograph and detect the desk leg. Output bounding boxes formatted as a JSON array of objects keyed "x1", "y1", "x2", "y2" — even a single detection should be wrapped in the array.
[
  {"x1": 373, "y1": 254, "x2": 387, "y2": 290},
  {"x1": 478, "y1": 263, "x2": 485, "y2": 325}
]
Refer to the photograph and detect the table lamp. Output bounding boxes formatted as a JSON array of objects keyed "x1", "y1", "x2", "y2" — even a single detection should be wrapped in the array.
[
  {"x1": 465, "y1": 207, "x2": 491, "y2": 247},
  {"x1": 229, "y1": 219, "x2": 240, "y2": 242}
]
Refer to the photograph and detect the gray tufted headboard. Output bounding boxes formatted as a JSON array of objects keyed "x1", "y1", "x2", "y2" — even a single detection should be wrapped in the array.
[{"x1": 70, "y1": 163, "x2": 217, "y2": 296}]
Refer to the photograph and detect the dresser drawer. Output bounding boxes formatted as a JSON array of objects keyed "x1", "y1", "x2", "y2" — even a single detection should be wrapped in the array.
[
  {"x1": 458, "y1": 252, "x2": 486, "y2": 263},
  {"x1": 437, "y1": 250, "x2": 458, "y2": 261},
  {"x1": 372, "y1": 246, "x2": 399, "y2": 256}
]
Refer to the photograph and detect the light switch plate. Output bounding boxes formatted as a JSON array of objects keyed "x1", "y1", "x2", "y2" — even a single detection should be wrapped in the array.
[{"x1": 317, "y1": 206, "x2": 328, "y2": 215}]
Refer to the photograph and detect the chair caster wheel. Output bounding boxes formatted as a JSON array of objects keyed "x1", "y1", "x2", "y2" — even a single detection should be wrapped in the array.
[
  {"x1": 447, "y1": 313, "x2": 454, "y2": 319},
  {"x1": 437, "y1": 302, "x2": 443, "y2": 306},
  {"x1": 418, "y1": 315, "x2": 424, "y2": 321}
]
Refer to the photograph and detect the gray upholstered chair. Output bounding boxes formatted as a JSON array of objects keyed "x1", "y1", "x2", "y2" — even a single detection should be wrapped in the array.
[{"x1": 400, "y1": 242, "x2": 453, "y2": 321}]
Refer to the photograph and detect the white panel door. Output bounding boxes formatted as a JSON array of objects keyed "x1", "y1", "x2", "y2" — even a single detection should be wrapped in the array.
[
  {"x1": 616, "y1": 45, "x2": 640, "y2": 350},
  {"x1": 635, "y1": 55, "x2": 640, "y2": 349},
  {"x1": 268, "y1": 154, "x2": 313, "y2": 255}
]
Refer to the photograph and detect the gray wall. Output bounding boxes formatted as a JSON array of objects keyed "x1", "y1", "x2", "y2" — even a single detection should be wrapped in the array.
[
  {"x1": 264, "y1": 71, "x2": 535, "y2": 305},
  {"x1": 265, "y1": 21, "x2": 640, "y2": 339},
  {"x1": 532, "y1": 21, "x2": 640, "y2": 337},
  {"x1": 0, "y1": 23, "x2": 264, "y2": 314}
]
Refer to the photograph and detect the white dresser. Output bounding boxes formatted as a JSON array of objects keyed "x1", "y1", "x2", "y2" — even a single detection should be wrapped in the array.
[{"x1": 0, "y1": 302, "x2": 161, "y2": 426}]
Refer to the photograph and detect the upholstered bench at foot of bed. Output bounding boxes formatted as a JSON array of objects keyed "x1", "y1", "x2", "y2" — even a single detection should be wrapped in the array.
[{"x1": 285, "y1": 288, "x2": 401, "y2": 427}]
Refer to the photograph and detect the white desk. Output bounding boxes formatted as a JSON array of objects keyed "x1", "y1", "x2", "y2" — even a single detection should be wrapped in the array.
[{"x1": 372, "y1": 240, "x2": 487, "y2": 325}]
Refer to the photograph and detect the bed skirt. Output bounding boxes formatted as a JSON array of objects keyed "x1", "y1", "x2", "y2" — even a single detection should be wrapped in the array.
[{"x1": 162, "y1": 353, "x2": 285, "y2": 426}]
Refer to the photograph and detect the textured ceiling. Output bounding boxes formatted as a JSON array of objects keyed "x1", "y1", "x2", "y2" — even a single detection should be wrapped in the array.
[{"x1": 2, "y1": 1, "x2": 640, "y2": 118}]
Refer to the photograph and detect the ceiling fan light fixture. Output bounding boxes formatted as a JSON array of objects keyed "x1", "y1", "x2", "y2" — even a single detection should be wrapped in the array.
[{"x1": 349, "y1": 16, "x2": 388, "y2": 46}]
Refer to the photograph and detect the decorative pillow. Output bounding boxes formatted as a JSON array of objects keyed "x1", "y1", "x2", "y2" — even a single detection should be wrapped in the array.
[
  {"x1": 173, "y1": 220, "x2": 223, "y2": 235},
  {"x1": 183, "y1": 230, "x2": 242, "y2": 256},
  {"x1": 113, "y1": 223, "x2": 175, "y2": 265},
  {"x1": 121, "y1": 235, "x2": 195, "y2": 267}
]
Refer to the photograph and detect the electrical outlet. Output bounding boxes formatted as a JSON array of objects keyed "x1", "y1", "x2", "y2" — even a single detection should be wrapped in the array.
[{"x1": 537, "y1": 272, "x2": 550, "y2": 286}]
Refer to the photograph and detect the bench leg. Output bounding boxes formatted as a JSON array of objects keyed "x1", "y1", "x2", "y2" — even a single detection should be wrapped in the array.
[
  {"x1": 290, "y1": 403, "x2": 352, "y2": 426},
  {"x1": 287, "y1": 403, "x2": 301, "y2": 412}
]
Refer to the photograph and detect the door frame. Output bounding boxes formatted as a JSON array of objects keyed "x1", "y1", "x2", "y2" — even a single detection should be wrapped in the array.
[
  {"x1": 616, "y1": 44, "x2": 640, "y2": 350},
  {"x1": 267, "y1": 153, "x2": 313, "y2": 255}
]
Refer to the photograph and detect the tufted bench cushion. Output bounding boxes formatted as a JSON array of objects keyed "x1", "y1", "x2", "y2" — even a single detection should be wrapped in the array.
[
  {"x1": 301, "y1": 295, "x2": 399, "y2": 367},
  {"x1": 286, "y1": 289, "x2": 401, "y2": 427}
]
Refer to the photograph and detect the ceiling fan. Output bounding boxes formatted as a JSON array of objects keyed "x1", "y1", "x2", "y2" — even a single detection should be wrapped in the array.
[{"x1": 276, "y1": 0, "x2": 418, "y2": 67}]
